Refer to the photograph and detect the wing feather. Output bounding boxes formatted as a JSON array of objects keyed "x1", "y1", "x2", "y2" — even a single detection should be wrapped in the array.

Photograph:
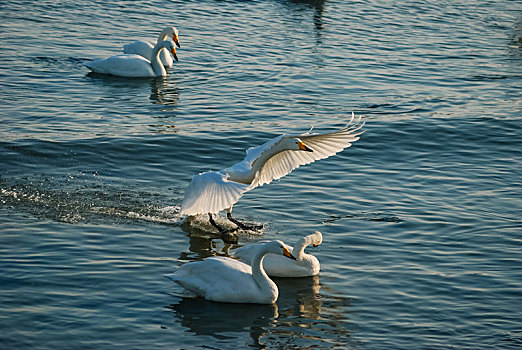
[
  {"x1": 181, "y1": 171, "x2": 250, "y2": 215},
  {"x1": 250, "y1": 114, "x2": 364, "y2": 189}
]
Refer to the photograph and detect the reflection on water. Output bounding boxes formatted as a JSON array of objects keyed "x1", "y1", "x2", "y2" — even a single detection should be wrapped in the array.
[
  {"x1": 290, "y1": 0, "x2": 326, "y2": 31},
  {"x1": 85, "y1": 71, "x2": 180, "y2": 134},
  {"x1": 149, "y1": 77, "x2": 179, "y2": 105},
  {"x1": 274, "y1": 275, "x2": 321, "y2": 319},
  {"x1": 86, "y1": 72, "x2": 179, "y2": 106},
  {"x1": 85, "y1": 70, "x2": 156, "y2": 88},
  {"x1": 4, "y1": 0, "x2": 520, "y2": 347},
  {"x1": 270, "y1": 276, "x2": 355, "y2": 347},
  {"x1": 177, "y1": 233, "x2": 237, "y2": 261},
  {"x1": 167, "y1": 273, "x2": 355, "y2": 347},
  {"x1": 282, "y1": 0, "x2": 327, "y2": 43},
  {"x1": 180, "y1": 214, "x2": 264, "y2": 245},
  {"x1": 168, "y1": 299, "x2": 278, "y2": 346},
  {"x1": 167, "y1": 275, "x2": 328, "y2": 347}
]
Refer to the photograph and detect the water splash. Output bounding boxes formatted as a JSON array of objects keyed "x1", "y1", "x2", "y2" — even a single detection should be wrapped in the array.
[{"x1": 0, "y1": 177, "x2": 183, "y2": 225}]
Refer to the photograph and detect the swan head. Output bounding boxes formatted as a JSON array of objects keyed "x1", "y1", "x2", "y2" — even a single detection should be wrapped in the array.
[
  {"x1": 163, "y1": 26, "x2": 180, "y2": 48},
  {"x1": 158, "y1": 40, "x2": 178, "y2": 61},
  {"x1": 309, "y1": 231, "x2": 323, "y2": 247},
  {"x1": 285, "y1": 138, "x2": 313, "y2": 152},
  {"x1": 265, "y1": 240, "x2": 297, "y2": 260}
]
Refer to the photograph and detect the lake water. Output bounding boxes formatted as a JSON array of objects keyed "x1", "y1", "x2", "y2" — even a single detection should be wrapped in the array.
[{"x1": 1, "y1": 0, "x2": 521, "y2": 348}]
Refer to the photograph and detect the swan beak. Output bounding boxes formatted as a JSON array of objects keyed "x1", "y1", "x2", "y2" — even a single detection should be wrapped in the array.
[
  {"x1": 171, "y1": 48, "x2": 179, "y2": 61},
  {"x1": 173, "y1": 35, "x2": 181, "y2": 48},
  {"x1": 313, "y1": 243, "x2": 319, "y2": 247},
  {"x1": 283, "y1": 246, "x2": 297, "y2": 260},
  {"x1": 298, "y1": 141, "x2": 313, "y2": 152}
]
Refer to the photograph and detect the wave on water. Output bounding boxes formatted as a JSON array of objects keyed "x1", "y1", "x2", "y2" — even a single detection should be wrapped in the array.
[
  {"x1": 32, "y1": 56, "x2": 89, "y2": 71},
  {"x1": 0, "y1": 175, "x2": 265, "y2": 243},
  {"x1": 322, "y1": 211, "x2": 403, "y2": 224},
  {"x1": 0, "y1": 176, "x2": 183, "y2": 226}
]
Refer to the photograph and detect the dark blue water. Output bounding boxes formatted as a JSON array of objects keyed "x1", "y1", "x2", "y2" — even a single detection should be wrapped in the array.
[{"x1": 1, "y1": 0, "x2": 521, "y2": 348}]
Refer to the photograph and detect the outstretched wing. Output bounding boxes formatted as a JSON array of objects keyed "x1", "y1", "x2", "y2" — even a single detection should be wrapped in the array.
[
  {"x1": 251, "y1": 113, "x2": 364, "y2": 189},
  {"x1": 180, "y1": 171, "x2": 250, "y2": 215}
]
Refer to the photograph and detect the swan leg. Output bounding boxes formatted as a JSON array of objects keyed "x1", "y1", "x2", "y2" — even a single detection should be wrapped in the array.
[
  {"x1": 208, "y1": 213, "x2": 238, "y2": 244},
  {"x1": 226, "y1": 207, "x2": 263, "y2": 231}
]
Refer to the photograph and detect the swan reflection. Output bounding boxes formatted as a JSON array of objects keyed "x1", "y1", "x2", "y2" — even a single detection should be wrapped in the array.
[
  {"x1": 85, "y1": 72, "x2": 179, "y2": 106},
  {"x1": 149, "y1": 77, "x2": 179, "y2": 105},
  {"x1": 167, "y1": 273, "x2": 354, "y2": 346},
  {"x1": 177, "y1": 230, "x2": 236, "y2": 261},
  {"x1": 167, "y1": 299, "x2": 278, "y2": 346},
  {"x1": 274, "y1": 275, "x2": 321, "y2": 318},
  {"x1": 280, "y1": 0, "x2": 327, "y2": 43}
]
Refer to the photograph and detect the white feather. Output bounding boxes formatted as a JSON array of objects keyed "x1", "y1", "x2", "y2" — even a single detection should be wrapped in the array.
[
  {"x1": 180, "y1": 171, "x2": 249, "y2": 216},
  {"x1": 166, "y1": 240, "x2": 292, "y2": 304},
  {"x1": 123, "y1": 26, "x2": 179, "y2": 68},
  {"x1": 180, "y1": 115, "x2": 364, "y2": 216},
  {"x1": 250, "y1": 114, "x2": 364, "y2": 189},
  {"x1": 233, "y1": 231, "x2": 322, "y2": 277}
]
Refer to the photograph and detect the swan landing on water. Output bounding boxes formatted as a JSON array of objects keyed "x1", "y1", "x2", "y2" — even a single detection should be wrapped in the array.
[{"x1": 180, "y1": 114, "x2": 364, "y2": 241}]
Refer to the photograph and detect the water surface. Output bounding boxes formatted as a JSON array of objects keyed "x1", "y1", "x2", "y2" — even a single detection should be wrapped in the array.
[{"x1": 1, "y1": 0, "x2": 521, "y2": 348}]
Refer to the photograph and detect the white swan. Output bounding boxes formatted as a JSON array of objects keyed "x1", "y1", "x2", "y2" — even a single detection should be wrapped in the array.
[
  {"x1": 233, "y1": 231, "x2": 322, "y2": 277},
  {"x1": 84, "y1": 40, "x2": 178, "y2": 77},
  {"x1": 165, "y1": 240, "x2": 296, "y2": 304},
  {"x1": 180, "y1": 113, "x2": 364, "y2": 233},
  {"x1": 123, "y1": 26, "x2": 180, "y2": 68}
]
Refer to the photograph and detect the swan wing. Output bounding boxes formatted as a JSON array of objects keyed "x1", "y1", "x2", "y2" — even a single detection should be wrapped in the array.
[
  {"x1": 84, "y1": 54, "x2": 155, "y2": 77},
  {"x1": 180, "y1": 171, "x2": 250, "y2": 215},
  {"x1": 123, "y1": 40, "x2": 154, "y2": 60},
  {"x1": 123, "y1": 40, "x2": 173, "y2": 67},
  {"x1": 166, "y1": 257, "x2": 272, "y2": 303},
  {"x1": 251, "y1": 114, "x2": 364, "y2": 188}
]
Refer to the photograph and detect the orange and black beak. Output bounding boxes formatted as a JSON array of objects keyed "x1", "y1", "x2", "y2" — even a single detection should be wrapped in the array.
[
  {"x1": 283, "y1": 246, "x2": 297, "y2": 260},
  {"x1": 173, "y1": 35, "x2": 180, "y2": 48},
  {"x1": 171, "y1": 47, "x2": 179, "y2": 61},
  {"x1": 298, "y1": 141, "x2": 313, "y2": 152},
  {"x1": 313, "y1": 243, "x2": 319, "y2": 247}
]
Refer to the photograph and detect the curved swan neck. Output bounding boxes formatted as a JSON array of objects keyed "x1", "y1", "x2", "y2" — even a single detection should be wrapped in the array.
[
  {"x1": 151, "y1": 44, "x2": 167, "y2": 76},
  {"x1": 156, "y1": 28, "x2": 170, "y2": 43},
  {"x1": 251, "y1": 249, "x2": 272, "y2": 290},
  {"x1": 291, "y1": 237, "x2": 308, "y2": 260}
]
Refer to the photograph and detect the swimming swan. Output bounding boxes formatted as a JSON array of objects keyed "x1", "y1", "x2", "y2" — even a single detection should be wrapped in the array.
[
  {"x1": 233, "y1": 231, "x2": 322, "y2": 277},
  {"x1": 180, "y1": 113, "x2": 364, "y2": 234},
  {"x1": 84, "y1": 40, "x2": 178, "y2": 77},
  {"x1": 124, "y1": 26, "x2": 180, "y2": 68},
  {"x1": 165, "y1": 240, "x2": 296, "y2": 304}
]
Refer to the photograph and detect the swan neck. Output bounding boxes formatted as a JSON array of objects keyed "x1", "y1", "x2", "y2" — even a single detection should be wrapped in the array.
[
  {"x1": 251, "y1": 250, "x2": 271, "y2": 289},
  {"x1": 151, "y1": 45, "x2": 167, "y2": 76},
  {"x1": 292, "y1": 238, "x2": 307, "y2": 260},
  {"x1": 156, "y1": 29, "x2": 169, "y2": 43}
]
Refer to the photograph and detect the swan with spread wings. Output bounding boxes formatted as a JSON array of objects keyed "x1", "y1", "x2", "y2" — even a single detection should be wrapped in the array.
[{"x1": 180, "y1": 113, "x2": 364, "y2": 236}]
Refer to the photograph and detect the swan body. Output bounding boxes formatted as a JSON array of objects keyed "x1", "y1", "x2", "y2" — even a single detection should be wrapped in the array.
[
  {"x1": 180, "y1": 113, "x2": 364, "y2": 218},
  {"x1": 123, "y1": 26, "x2": 180, "y2": 68},
  {"x1": 85, "y1": 40, "x2": 177, "y2": 77},
  {"x1": 234, "y1": 231, "x2": 322, "y2": 277},
  {"x1": 165, "y1": 240, "x2": 296, "y2": 304}
]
